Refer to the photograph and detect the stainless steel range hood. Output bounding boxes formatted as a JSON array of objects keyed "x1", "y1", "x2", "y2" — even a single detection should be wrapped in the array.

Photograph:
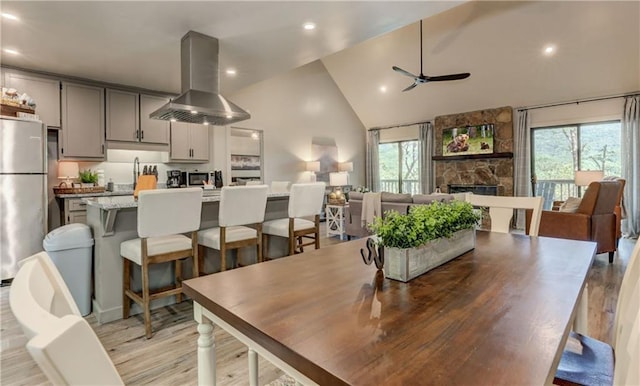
[{"x1": 150, "y1": 31, "x2": 250, "y2": 125}]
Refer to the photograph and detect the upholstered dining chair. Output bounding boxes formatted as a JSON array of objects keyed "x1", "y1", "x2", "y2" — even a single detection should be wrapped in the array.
[
  {"x1": 198, "y1": 185, "x2": 269, "y2": 271},
  {"x1": 10, "y1": 252, "x2": 124, "y2": 385},
  {"x1": 464, "y1": 193, "x2": 544, "y2": 236},
  {"x1": 262, "y1": 182, "x2": 326, "y2": 257},
  {"x1": 554, "y1": 237, "x2": 640, "y2": 385},
  {"x1": 121, "y1": 188, "x2": 202, "y2": 338}
]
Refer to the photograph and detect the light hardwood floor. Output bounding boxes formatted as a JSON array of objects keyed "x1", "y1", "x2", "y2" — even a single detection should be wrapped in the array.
[{"x1": 1, "y1": 236, "x2": 636, "y2": 385}]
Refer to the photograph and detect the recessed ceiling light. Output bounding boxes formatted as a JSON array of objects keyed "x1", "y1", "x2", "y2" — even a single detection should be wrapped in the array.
[
  {"x1": 226, "y1": 114, "x2": 233, "y2": 119},
  {"x1": 543, "y1": 45, "x2": 556, "y2": 56},
  {"x1": 379, "y1": 86, "x2": 387, "y2": 93},
  {"x1": 251, "y1": 132, "x2": 259, "y2": 140},
  {"x1": 170, "y1": 118, "x2": 177, "y2": 122},
  {"x1": 303, "y1": 22, "x2": 316, "y2": 31},
  {"x1": 203, "y1": 122, "x2": 209, "y2": 126},
  {"x1": 190, "y1": 110, "x2": 198, "y2": 114},
  {"x1": 3, "y1": 48, "x2": 19, "y2": 55},
  {"x1": 1, "y1": 13, "x2": 19, "y2": 21},
  {"x1": 226, "y1": 68, "x2": 237, "y2": 76}
]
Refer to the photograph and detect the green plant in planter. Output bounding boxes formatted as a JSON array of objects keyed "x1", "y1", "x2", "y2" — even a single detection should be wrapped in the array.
[
  {"x1": 370, "y1": 201, "x2": 480, "y2": 249},
  {"x1": 79, "y1": 169, "x2": 98, "y2": 184}
]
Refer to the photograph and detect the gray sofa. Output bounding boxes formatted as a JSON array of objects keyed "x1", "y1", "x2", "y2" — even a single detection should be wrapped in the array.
[{"x1": 344, "y1": 192, "x2": 455, "y2": 239}]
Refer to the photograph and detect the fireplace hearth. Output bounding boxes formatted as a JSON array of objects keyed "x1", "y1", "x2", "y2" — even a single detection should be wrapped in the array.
[{"x1": 448, "y1": 184, "x2": 500, "y2": 196}]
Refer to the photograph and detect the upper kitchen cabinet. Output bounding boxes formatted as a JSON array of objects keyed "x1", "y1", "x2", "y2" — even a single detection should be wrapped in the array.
[
  {"x1": 4, "y1": 72, "x2": 61, "y2": 128},
  {"x1": 169, "y1": 122, "x2": 209, "y2": 162},
  {"x1": 106, "y1": 89, "x2": 139, "y2": 142},
  {"x1": 60, "y1": 82, "x2": 105, "y2": 160},
  {"x1": 139, "y1": 94, "x2": 170, "y2": 144},
  {"x1": 106, "y1": 91, "x2": 169, "y2": 146}
]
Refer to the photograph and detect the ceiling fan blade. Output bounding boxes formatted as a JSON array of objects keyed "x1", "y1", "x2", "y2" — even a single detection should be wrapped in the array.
[
  {"x1": 392, "y1": 66, "x2": 418, "y2": 79},
  {"x1": 426, "y1": 73, "x2": 471, "y2": 82},
  {"x1": 402, "y1": 82, "x2": 418, "y2": 92}
]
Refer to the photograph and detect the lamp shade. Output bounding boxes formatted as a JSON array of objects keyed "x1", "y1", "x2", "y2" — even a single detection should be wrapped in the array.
[
  {"x1": 329, "y1": 172, "x2": 349, "y2": 187},
  {"x1": 574, "y1": 170, "x2": 604, "y2": 187},
  {"x1": 338, "y1": 162, "x2": 353, "y2": 172},
  {"x1": 306, "y1": 161, "x2": 320, "y2": 172},
  {"x1": 58, "y1": 162, "x2": 79, "y2": 179}
]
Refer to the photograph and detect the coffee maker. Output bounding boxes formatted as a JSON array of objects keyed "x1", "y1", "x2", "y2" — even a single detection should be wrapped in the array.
[{"x1": 166, "y1": 170, "x2": 182, "y2": 188}]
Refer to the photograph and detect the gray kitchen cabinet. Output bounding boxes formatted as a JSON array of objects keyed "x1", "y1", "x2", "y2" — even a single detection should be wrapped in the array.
[
  {"x1": 62, "y1": 198, "x2": 88, "y2": 225},
  {"x1": 106, "y1": 91, "x2": 169, "y2": 145},
  {"x1": 4, "y1": 72, "x2": 61, "y2": 128},
  {"x1": 106, "y1": 89, "x2": 139, "y2": 142},
  {"x1": 139, "y1": 94, "x2": 169, "y2": 144},
  {"x1": 60, "y1": 82, "x2": 105, "y2": 160},
  {"x1": 170, "y1": 122, "x2": 209, "y2": 162}
]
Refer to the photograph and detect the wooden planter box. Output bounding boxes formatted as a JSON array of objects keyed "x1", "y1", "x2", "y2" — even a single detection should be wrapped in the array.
[{"x1": 383, "y1": 228, "x2": 475, "y2": 282}]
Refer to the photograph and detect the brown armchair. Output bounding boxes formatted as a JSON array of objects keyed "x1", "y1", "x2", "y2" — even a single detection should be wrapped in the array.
[{"x1": 525, "y1": 180, "x2": 622, "y2": 263}]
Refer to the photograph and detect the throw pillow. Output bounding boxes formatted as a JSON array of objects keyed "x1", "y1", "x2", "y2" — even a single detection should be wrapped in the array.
[{"x1": 559, "y1": 197, "x2": 582, "y2": 213}]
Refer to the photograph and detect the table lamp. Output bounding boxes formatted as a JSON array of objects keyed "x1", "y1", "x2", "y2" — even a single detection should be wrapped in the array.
[
  {"x1": 329, "y1": 172, "x2": 349, "y2": 204},
  {"x1": 58, "y1": 161, "x2": 79, "y2": 187},
  {"x1": 575, "y1": 170, "x2": 604, "y2": 196},
  {"x1": 306, "y1": 161, "x2": 320, "y2": 182}
]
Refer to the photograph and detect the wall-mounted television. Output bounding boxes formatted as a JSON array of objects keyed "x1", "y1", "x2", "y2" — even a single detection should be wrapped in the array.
[{"x1": 442, "y1": 124, "x2": 494, "y2": 156}]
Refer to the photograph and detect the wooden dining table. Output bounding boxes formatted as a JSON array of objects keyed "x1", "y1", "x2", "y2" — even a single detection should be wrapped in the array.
[{"x1": 183, "y1": 231, "x2": 596, "y2": 385}]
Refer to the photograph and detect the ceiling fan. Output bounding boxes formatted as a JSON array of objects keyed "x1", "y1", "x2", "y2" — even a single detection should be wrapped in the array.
[{"x1": 392, "y1": 20, "x2": 470, "y2": 92}]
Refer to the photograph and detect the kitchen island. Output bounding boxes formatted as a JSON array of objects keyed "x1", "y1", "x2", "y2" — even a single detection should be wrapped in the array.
[{"x1": 84, "y1": 191, "x2": 290, "y2": 324}]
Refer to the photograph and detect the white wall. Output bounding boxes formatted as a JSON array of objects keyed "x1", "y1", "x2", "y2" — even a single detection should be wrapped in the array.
[
  {"x1": 529, "y1": 98, "x2": 624, "y2": 128},
  {"x1": 228, "y1": 60, "x2": 366, "y2": 187}
]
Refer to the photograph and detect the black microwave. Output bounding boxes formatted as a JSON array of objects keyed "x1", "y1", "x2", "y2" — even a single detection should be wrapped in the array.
[{"x1": 181, "y1": 171, "x2": 214, "y2": 187}]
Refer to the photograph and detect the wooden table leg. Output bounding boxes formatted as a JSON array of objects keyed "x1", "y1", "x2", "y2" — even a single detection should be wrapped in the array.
[
  {"x1": 574, "y1": 283, "x2": 589, "y2": 335},
  {"x1": 248, "y1": 348, "x2": 258, "y2": 386},
  {"x1": 194, "y1": 302, "x2": 216, "y2": 386}
]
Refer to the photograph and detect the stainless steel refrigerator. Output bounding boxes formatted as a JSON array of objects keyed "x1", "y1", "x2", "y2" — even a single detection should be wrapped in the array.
[{"x1": 0, "y1": 117, "x2": 47, "y2": 280}]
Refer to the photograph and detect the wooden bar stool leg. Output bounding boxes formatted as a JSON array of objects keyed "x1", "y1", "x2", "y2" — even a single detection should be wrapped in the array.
[
  {"x1": 192, "y1": 232, "x2": 200, "y2": 279},
  {"x1": 262, "y1": 233, "x2": 269, "y2": 261},
  {"x1": 141, "y1": 257, "x2": 152, "y2": 338},
  {"x1": 289, "y1": 218, "x2": 295, "y2": 256},
  {"x1": 198, "y1": 245, "x2": 206, "y2": 276},
  {"x1": 220, "y1": 227, "x2": 227, "y2": 272},
  {"x1": 122, "y1": 258, "x2": 131, "y2": 319},
  {"x1": 175, "y1": 259, "x2": 183, "y2": 303},
  {"x1": 314, "y1": 215, "x2": 320, "y2": 250}
]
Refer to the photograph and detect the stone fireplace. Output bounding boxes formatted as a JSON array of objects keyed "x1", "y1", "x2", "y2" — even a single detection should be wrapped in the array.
[{"x1": 433, "y1": 106, "x2": 514, "y2": 196}]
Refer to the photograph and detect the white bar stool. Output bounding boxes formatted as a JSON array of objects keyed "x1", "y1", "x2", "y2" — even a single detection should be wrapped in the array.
[
  {"x1": 198, "y1": 185, "x2": 269, "y2": 272},
  {"x1": 262, "y1": 182, "x2": 326, "y2": 257},
  {"x1": 121, "y1": 188, "x2": 202, "y2": 339}
]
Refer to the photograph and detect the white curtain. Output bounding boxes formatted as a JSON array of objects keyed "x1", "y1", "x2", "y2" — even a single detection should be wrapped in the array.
[
  {"x1": 513, "y1": 109, "x2": 532, "y2": 229},
  {"x1": 418, "y1": 122, "x2": 434, "y2": 194},
  {"x1": 366, "y1": 130, "x2": 380, "y2": 192},
  {"x1": 622, "y1": 95, "x2": 640, "y2": 237}
]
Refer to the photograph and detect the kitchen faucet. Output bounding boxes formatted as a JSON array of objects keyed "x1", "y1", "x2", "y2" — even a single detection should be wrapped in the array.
[{"x1": 133, "y1": 157, "x2": 140, "y2": 189}]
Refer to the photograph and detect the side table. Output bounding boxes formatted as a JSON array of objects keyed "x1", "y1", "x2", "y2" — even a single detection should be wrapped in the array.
[{"x1": 325, "y1": 204, "x2": 348, "y2": 240}]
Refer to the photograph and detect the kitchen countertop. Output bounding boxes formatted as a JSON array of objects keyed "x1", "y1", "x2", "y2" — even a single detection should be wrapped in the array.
[
  {"x1": 83, "y1": 191, "x2": 289, "y2": 210},
  {"x1": 55, "y1": 190, "x2": 134, "y2": 198}
]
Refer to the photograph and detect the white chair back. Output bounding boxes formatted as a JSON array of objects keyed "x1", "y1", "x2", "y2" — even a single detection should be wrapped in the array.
[
  {"x1": 9, "y1": 252, "x2": 80, "y2": 339},
  {"x1": 612, "y1": 284, "x2": 640, "y2": 385},
  {"x1": 137, "y1": 188, "x2": 202, "y2": 238},
  {"x1": 26, "y1": 314, "x2": 123, "y2": 385},
  {"x1": 246, "y1": 180, "x2": 262, "y2": 185},
  {"x1": 288, "y1": 182, "x2": 326, "y2": 218},
  {"x1": 270, "y1": 181, "x2": 290, "y2": 193},
  {"x1": 219, "y1": 185, "x2": 269, "y2": 227},
  {"x1": 465, "y1": 193, "x2": 543, "y2": 236},
  {"x1": 613, "y1": 237, "x2": 640, "y2": 349}
]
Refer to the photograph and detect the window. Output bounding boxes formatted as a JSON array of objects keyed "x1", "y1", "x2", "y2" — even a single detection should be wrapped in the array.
[
  {"x1": 378, "y1": 140, "x2": 420, "y2": 194},
  {"x1": 531, "y1": 120, "x2": 621, "y2": 206}
]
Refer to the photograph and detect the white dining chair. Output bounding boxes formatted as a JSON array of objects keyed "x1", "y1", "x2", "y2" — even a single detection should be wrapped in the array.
[
  {"x1": 198, "y1": 185, "x2": 269, "y2": 271},
  {"x1": 262, "y1": 182, "x2": 326, "y2": 257},
  {"x1": 121, "y1": 188, "x2": 202, "y2": 338},
  {"x1": 10, "y1": 252, "x2": 124, "y2": 385},
  {"x1": 464, "y1": 193, "x2": 543, "y2": 236},
  {"x1": 270, "y1": 181, "x2": 290, "y2": 194},
  {"x1": 27, "y1": 314, "x2": 124, "y2": 385},
  {"x1": 9, "y1": 252, "x2": 80, "y2": 339},
  {"x1": 554, "y1": 237, "x2": 640, "y2": 385}
]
